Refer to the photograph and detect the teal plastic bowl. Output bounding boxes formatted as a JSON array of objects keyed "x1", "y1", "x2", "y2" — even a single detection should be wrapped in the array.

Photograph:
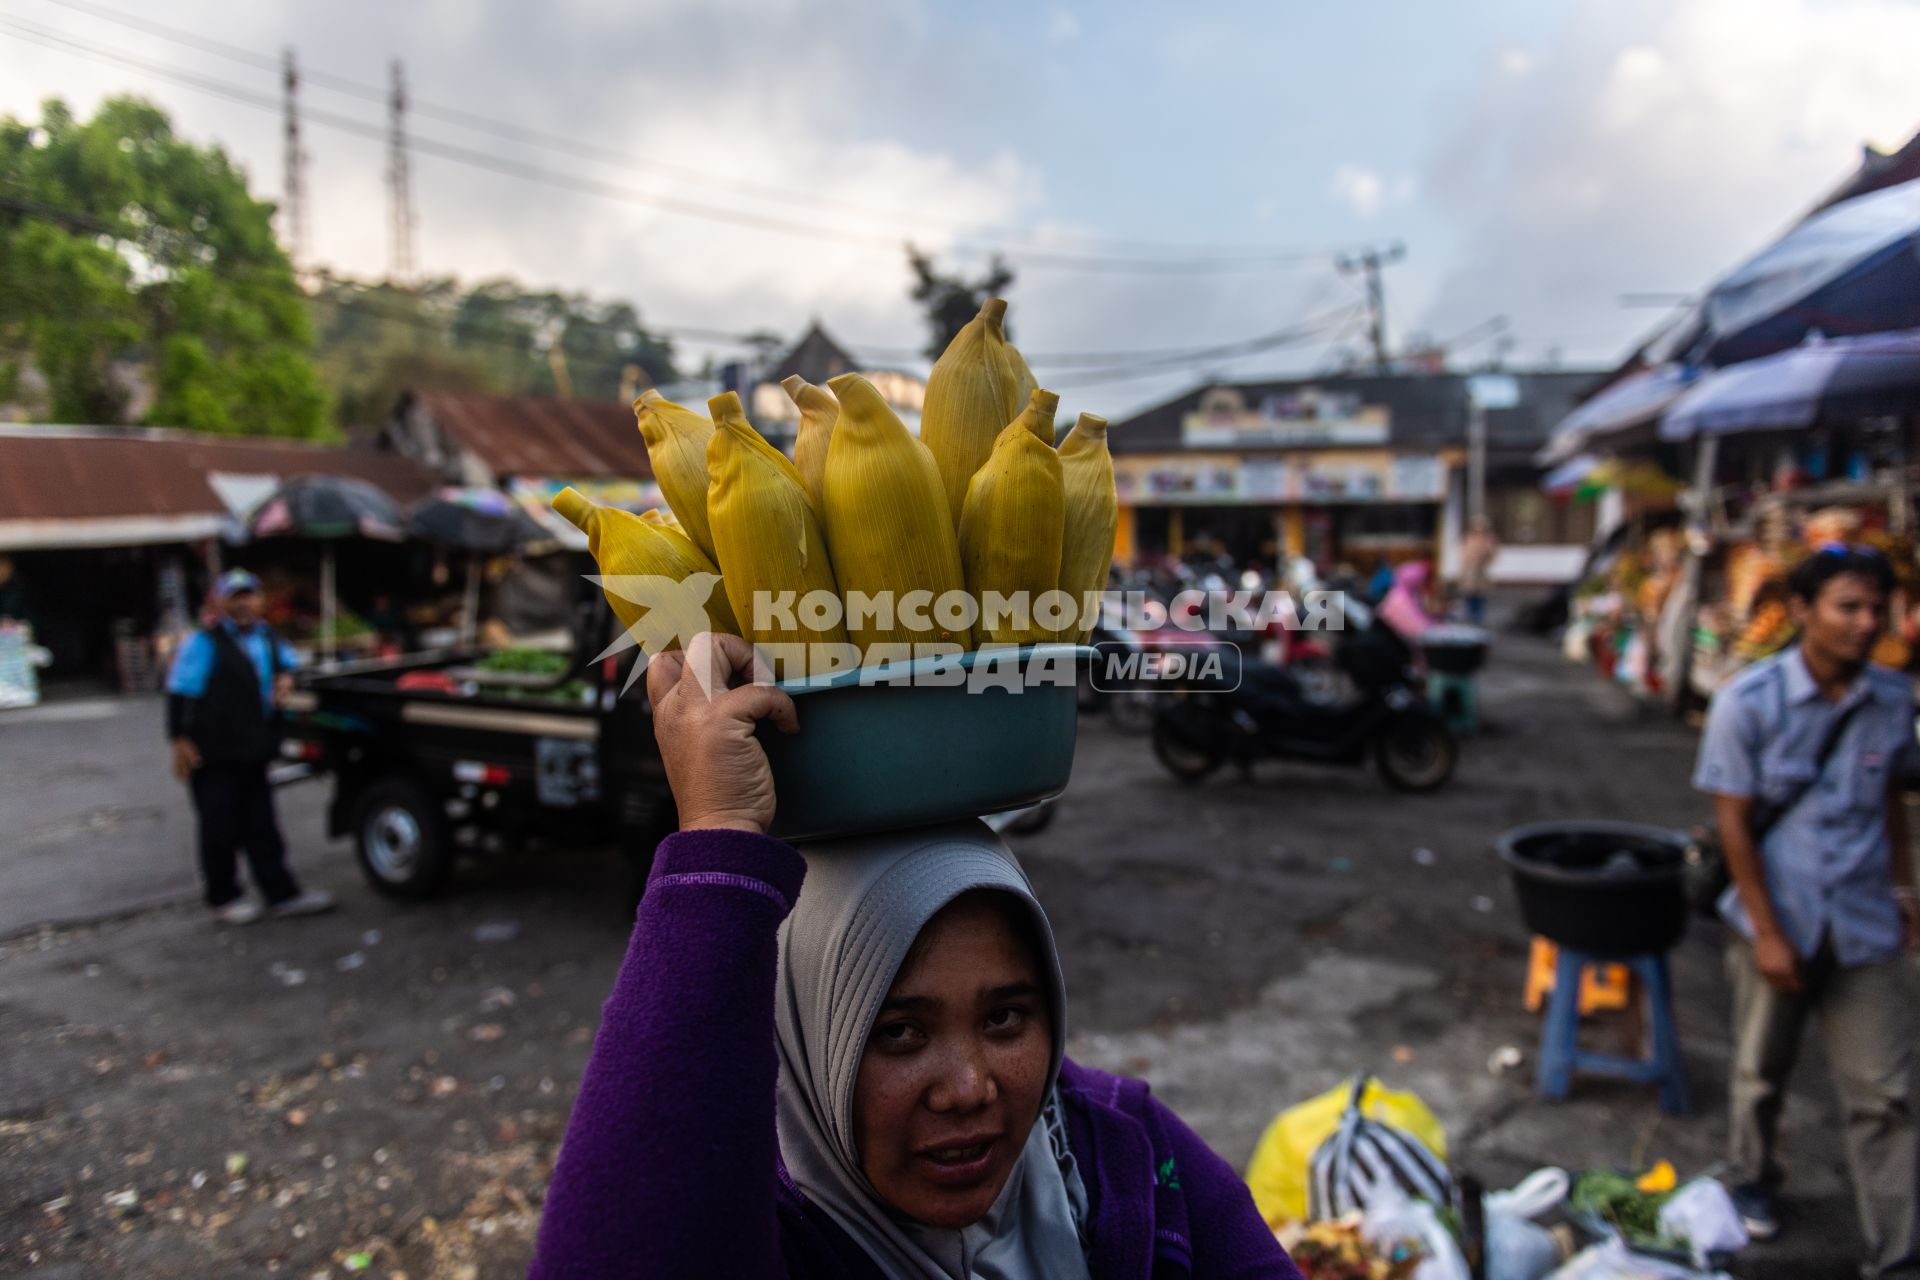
[{"x1": 758, "y1": 644, "x2": 1091, "y2": 842}]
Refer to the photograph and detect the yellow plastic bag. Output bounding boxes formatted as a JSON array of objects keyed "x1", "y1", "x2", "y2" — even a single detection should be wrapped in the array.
[{"x1": 1245, "y1": 1075, "x2": 1448, "y2": 1229}]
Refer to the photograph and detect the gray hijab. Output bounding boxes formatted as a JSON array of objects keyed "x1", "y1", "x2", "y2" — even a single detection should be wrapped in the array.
[{"x1": 774, "y1": 820, "x2": 1093, "y2": 1280}]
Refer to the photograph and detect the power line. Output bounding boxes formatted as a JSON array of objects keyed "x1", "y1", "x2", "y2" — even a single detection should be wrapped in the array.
[
  {"x1": 34, "y1": 0, "x2": 1348, "y2": 263},
  {"x1": 6, "y1": 175, "x2": 1369, "y2": 382},
  {"x1": 6, "y1": 8, "x2": 1340, "y2": 276}
]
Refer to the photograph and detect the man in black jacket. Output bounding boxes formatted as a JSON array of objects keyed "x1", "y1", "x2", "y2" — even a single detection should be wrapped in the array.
[{"x1": 167, "y1": 570, "x2": 336, "y2": 925}]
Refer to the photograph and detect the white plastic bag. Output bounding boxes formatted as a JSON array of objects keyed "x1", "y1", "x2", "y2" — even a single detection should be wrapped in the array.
[
  {"x1": 1657, "y1": 1179, "x2": 1748, "y2": 1263},
  {"x1": 1545, "y1": 1239, "x2": 1729, "y2": 1279},
  {"x1": 1359, "y1": 1175, "x2": 1470, "y2": 1280},
  {"x1": 1485, "y1": 1168, "x2": 1570, "y2": 1280}
]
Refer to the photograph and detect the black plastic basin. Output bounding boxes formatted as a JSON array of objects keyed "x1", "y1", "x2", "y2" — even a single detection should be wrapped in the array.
[
  {"x1": 1494, "y1": 820, "x2": 1690, "y2": 957},
  {"x1": 1420, "y1": 625, "x2": 1490, "y2": 676}
]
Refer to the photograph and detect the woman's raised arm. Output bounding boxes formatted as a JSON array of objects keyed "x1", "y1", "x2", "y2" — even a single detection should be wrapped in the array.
[{"x1": 528, "y1": 636, "x2": 800, "y2": 1279}]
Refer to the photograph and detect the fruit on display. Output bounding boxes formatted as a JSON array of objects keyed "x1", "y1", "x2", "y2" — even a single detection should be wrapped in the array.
[{"x1": 1733, "y1": 599, "x2": 1794, "y2": 662}]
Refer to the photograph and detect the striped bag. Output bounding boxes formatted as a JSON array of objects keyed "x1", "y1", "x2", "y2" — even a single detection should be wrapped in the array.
[{"x1": 1307, "y1": 1073, "x2": 1452, "y2": 1221}]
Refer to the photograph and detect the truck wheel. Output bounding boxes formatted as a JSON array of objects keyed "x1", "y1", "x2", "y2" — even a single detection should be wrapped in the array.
[{"x1": 354, "y1": 778, "x2": 453, "y2": 900}]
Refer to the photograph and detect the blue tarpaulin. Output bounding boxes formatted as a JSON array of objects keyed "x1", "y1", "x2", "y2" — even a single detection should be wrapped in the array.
[{"x1": 1701, "y1": 177, "x2": 1920, "y2": 366}]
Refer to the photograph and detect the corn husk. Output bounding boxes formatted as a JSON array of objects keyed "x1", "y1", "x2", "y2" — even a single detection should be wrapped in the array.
[
  {"x1": 821, "y1": 372, "x2": 970, "y2": 656},
  {"x1": 708, "y1": 391, "x2": 820, "y2": 517},
  {"x1": 633, "y1": 390, "x2": 718, "y2": 562},
  {"x1": 639, "y1": 508, "x2": 684, "y2": 536},
  {"x1": 784, "y1": 374, "x2": 838, "y2": 512},
  {"x1": 1057, "y1": 412, "x2": 1116, "y2": 643},
  {"x1": 706, "y1": 408, "x2": 845, "y2": 677},
  {"x1": 921, "y1": 297, "x2": 1031, "y2": 526},
  {"x1": 1008, "y1": 387, "x2": 1060, "y2": 446},
  {"x1": 959, "y1": 415, "x2": 1065, "y2": 645},
  {"x1": 550, "y1": 488, "x2": 739, "y2": 646},
  {"x1": 1006, "y1": 339, "x2": 1039, "y2": 416}
]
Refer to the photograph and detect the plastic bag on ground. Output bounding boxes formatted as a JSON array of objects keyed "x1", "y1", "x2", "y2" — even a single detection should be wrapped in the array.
[
  {"x1": 1485, "y1": 1167, "x2": 1571, "y2": 1280},
  {"x1": 1358, "y1": 1175, "x2": 1470, "y2": 1280},
  {"x1": 1246, "y1": 1074, "x2": 1448, "y2": 1228},
  {"x1": 1545, "y1": 1239, "x2": 1730, "y2": 1279},
  {"x1": 1656, "y1": 1179, "x2": 1748, "y2": 1263}
]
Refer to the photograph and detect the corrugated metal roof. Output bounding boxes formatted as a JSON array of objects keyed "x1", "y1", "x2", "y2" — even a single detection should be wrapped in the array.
[
  {"x1": 406, "y1": 390, "x2": 650, "y2": 480},
  {"x1": 0, "y1": 427, "x2": 436, "y2": 528}
]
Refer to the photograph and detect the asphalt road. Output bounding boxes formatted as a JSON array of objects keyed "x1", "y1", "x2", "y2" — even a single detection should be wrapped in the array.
[{"x1": 0, "y1": 635, "x2": 1890, "y2": 1278}]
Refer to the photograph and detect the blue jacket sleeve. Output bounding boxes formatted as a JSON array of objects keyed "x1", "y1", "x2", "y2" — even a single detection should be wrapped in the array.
[
  {"x1": 166, "y1": 630, "x2": 213, "y2": 698},
  {"x1": 527, "y1": 828, "x2": 806, "y2": 1280}
]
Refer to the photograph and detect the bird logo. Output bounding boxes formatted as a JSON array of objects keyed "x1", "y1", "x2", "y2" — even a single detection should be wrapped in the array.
[{"x1": 589, "y1": 572, "x2": 732, "y2": 696}]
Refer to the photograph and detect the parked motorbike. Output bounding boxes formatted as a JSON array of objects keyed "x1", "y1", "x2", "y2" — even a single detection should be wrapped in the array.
[{"x1": 1148, "y1": 601, "x2": 1458, "y2": 792}]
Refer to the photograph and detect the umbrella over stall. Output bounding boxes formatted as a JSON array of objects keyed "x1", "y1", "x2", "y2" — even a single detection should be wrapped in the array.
[
  {"x1": 1699, "y1": 176, "x2": 1920, "y2": 366},
  {"x1": 1661, "y1": 328, "x2": 1920, "y2": 441},
  {"x1": 1537, "y1": 363, "x2": 1701, "y2": 466},
  {"x1": 244, "y1": 475, "x2": 406, "y2": 663},
  {"x1": 405, "y1": 487, "x2": 561, "y2": 643}
]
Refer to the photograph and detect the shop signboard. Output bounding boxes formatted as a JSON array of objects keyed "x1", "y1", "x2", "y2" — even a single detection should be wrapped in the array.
[
  {"x1": 1116, "y1": 450, "x2": 1447, "y2": 506},
  {"x1": 1387, "y1": 455, "x2": 1447, "y2": 500},
  {"x1": 1180, "y1": 384, "x2": 1391, "y2": 449},
  {"x1": 1114, "y1": 454, "x2": 1245, "y2": 505}
]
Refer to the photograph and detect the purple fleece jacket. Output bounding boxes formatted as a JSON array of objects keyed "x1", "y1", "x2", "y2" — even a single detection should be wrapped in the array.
[{"x1": 528, "y1": 828, "x2": 1301, "y2": 1280}]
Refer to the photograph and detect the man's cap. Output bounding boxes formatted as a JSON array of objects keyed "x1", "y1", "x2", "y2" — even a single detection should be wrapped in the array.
[{"x1": 215, "y1": 569, "x2": 262, "y2": 599}]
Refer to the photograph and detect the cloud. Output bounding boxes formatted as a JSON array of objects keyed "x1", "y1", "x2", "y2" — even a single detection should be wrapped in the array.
[
  {"x1": 1330, "y1": 165, "x2": 1386, "y2": 217},
  {"x1": 1046, "y1": 9, "x2": 1081, "y2": 45},
  {"x1": 1417, "y1": 0, "x2": 1920, "y2": 364},
  {"x1": 0, "y1": 0, "x2": 1037, "y2": 367}
]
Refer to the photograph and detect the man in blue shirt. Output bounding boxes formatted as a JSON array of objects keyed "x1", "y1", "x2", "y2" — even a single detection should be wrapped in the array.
[
  {"x1": 1695, "y1": 546, "x2": 1920, "y2": 1273},
  {"x1": 167, "y1": 570, "x2": 335, "y2": 925}
]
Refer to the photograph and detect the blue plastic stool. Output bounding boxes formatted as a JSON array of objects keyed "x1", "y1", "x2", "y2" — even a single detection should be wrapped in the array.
[
  {"x1": 1428, "y1": 671, "x2": 1478, "y2": 736},
  {"x1": 1535, "y1": 947, "x2": 1690, "y2": 1115}
]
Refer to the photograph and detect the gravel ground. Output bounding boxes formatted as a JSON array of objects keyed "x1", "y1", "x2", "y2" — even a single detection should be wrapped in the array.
[{"x1": 0, "y1": 632, "x2": 1892, "y2": 1278}]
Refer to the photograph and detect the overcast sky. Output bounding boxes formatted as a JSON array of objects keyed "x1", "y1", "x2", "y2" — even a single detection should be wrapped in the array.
[{"x1": 2, "y1": 0, "x2": 1916, "y2": 418}]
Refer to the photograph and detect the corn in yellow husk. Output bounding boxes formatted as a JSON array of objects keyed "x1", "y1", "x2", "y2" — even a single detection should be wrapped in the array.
[
  {"x1": 550, "y1": 489, "x2": 740, "y2": 646},
  {"x1": 920, "y1": 297, "x2": 1033, "y2": 526},
  {"x1": 959, "y1": 413, "x2": 1065, "y2": 645},
  {"x1": 708, "y1": 391, "x2": 820, "y2": 516},
  {"x1": 784, "y1": 375, "x2": 837, "y2": 512},
  {"x1": 820, "y1": 372, "x2": 971, "y2": 656},
  {"x1": 1007, "y1": 387, "x2": 1060, "y2": 446},
  {"x1": 1057, "y1": 412, "x2": 1116, "y2": 642},
  {"x1": 706, "y1": 406, "x2": 845, "y2": 677},
  {"x1": 633, "y1": 390, "x2": 718, "y2": 562},
  {"x1": 639, "y1": 508, "x2": 683, "y2": 535}
]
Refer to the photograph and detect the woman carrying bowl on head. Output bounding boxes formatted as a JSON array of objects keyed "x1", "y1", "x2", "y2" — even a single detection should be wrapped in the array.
[{"x1": 528, "y1": 632, "x2": 1301, "y2": 1279}]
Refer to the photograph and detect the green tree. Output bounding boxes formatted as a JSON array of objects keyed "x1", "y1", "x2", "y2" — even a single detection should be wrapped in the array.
[
  {"x1": 0, "y1": 97, "x2": 330, "y2": 437},
  {"x1": 906, "y1": 244, "x2": 1015, "y2": 358},
  {"x1": 308, "y1": 273, "x2": 493, "y2": 427}
]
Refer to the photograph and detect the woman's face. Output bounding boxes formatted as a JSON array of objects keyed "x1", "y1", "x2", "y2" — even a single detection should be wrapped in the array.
[{"x1": 853, "y1": 892, "x2": 1052, "y2": 1230}]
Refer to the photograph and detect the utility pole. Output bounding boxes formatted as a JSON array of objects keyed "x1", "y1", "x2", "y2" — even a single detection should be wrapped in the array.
[
  {"x1": 385, "y1": 59, "x2": 416, "y2": 283},
  {"x1": 280, "y1": 48, "x2": 307, "y2": 270},
  {"x1": 1336, "y1": 243, "x2": 1405, "y2": 374}
]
